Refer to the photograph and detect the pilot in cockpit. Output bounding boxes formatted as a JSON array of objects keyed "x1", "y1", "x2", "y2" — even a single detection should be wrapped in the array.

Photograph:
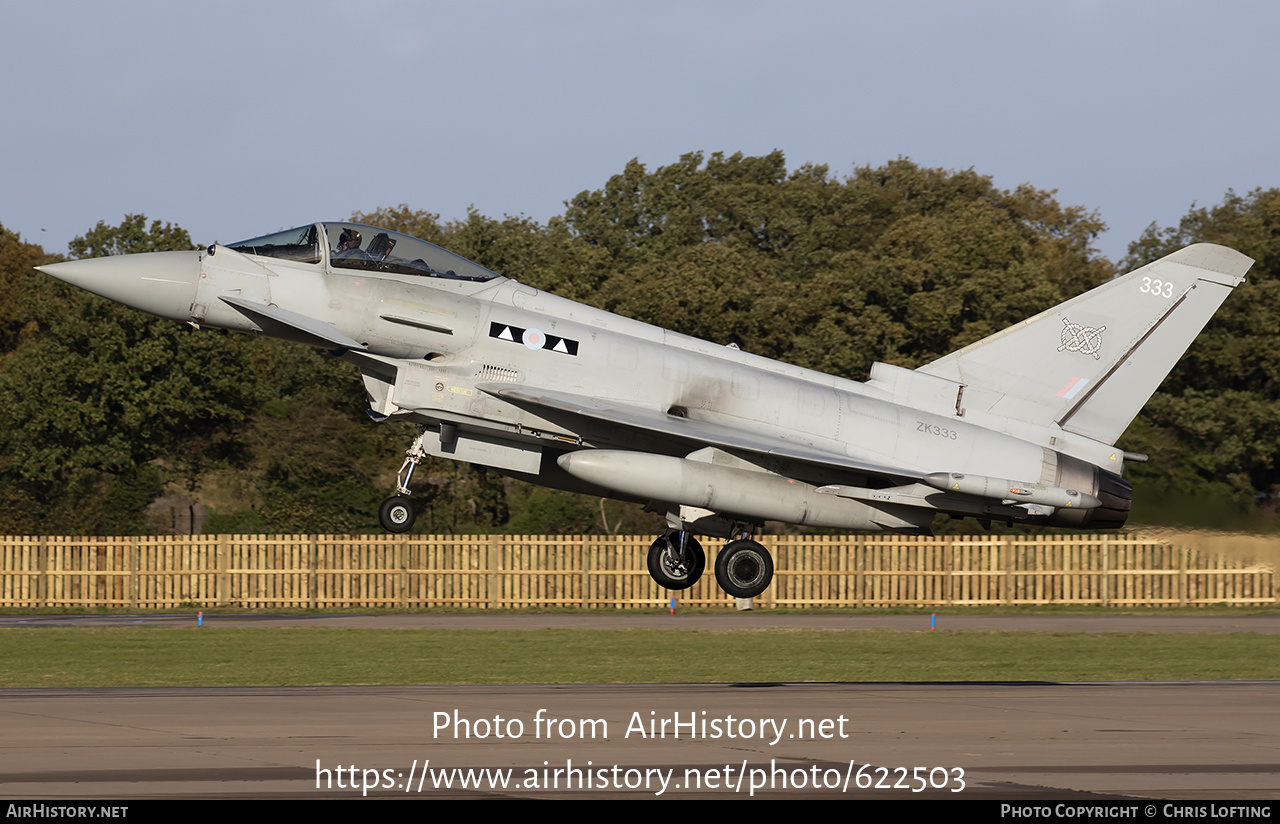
[{"x1": 335, "y1": 227, "x2": 364, "y2": 257}]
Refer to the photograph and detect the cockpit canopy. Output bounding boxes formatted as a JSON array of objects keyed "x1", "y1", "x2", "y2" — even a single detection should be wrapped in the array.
[{"x1": 227, "y1": 222, "x2": 502, "y2": 282}]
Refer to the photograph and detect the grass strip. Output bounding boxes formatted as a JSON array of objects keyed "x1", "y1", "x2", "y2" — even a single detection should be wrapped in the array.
[{"x1": 2, "y1": 628, "x2": 1278, "y2": 687}]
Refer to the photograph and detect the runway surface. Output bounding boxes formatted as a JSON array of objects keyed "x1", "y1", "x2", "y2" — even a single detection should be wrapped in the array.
[
  {"x1": 2, "y1": 682, "x2": 1277, "y2": 800},
  {"x1": 2, "y1": 614, "x2": 1278, "y2": 800}
]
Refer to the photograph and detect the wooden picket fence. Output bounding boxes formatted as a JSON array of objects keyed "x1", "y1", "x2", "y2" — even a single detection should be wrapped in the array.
[{"x1": 0, "y1": 532, "x2": 1275, "y2": 609}]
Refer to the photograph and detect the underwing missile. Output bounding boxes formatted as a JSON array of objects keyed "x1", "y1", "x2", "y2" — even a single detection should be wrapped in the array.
[{"x1": 923, "y1": 472, "x2": 1101, "y2": 509}]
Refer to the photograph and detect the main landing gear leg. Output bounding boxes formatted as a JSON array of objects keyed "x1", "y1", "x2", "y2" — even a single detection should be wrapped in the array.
[
  {"x1": 714, "y1": 528, "x2": 773, "y2": 598},
  {"x1": 647, "y1": 530, "x2": 705, "y2": 590},
  {"x1": 379, "y1": 429, "x2": 428, "y2": 533}
]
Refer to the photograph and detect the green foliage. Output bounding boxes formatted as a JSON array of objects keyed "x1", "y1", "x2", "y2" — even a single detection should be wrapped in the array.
[
  {"x1": 183, "y1": 345, "x2": 408, "y2": 535},
  {"x1": 0, "y1": 225, "x2": 50, "y2": 353},
  {"x1": 2, "y1": 311, "x2": 257, "y2": 480},
  {"x1": 0, "y1": 218, "x2": 233, "y2": 533},
  {"x1": 563, "y1": 154, "x2": 1111, "y2": 376},
  {"x1": 67, "y1": 214, "x2": 195, "y2": 259},
  {"x1": 403, "y1": 461, "x2": 510, "y2": 534},
  {"x1": 500, "y1": 486, "x2": 665, "y2": 535},
  {"x1": 202, "y1": 507, "x2": 270, "y2": 535}
]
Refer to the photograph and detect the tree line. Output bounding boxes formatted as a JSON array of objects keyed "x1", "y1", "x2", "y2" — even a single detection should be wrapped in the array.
[{"x1": 2, "y1": 153, "x2": 1277, "y2": 535}]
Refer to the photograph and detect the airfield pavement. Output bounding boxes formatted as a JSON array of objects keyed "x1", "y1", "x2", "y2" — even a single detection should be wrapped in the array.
[{"x1": 2, "y1": 614, "x2": 1278, "y2": 801}]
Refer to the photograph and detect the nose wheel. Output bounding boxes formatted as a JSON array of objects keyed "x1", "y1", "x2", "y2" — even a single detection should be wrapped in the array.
[{"x1": 379, "y1": 496, "x2": 416, "y2": 533}]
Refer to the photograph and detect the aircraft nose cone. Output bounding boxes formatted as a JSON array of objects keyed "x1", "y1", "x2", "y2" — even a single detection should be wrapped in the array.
[{"x1": 37, "y1": 251, "x2": 202, "y2": 322}]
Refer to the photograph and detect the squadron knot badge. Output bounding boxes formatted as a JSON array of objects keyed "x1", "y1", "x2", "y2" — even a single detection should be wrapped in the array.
[{"x1": 1058, "y1": 318, "x2": 1106, "y2": 360}]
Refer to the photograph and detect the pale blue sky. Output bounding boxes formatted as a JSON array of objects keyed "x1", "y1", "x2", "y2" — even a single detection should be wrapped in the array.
[{"x1": 4, "y1": 1, "x2": 1277, "y2": 265}]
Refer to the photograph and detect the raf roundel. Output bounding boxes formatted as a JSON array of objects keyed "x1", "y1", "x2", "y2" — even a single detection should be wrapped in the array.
[{"x1": 522, "y1": 328, "x2": 545, "y2": 350}]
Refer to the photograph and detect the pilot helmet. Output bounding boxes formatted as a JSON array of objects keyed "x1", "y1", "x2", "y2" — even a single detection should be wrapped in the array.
[{"x1": 337, "y1": 227, "x2": 363, "y2": 251}]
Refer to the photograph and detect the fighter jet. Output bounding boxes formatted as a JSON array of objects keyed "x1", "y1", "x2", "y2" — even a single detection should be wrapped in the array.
[{"x1": 37, "y1": 222, "x2": 1252, "y2": 599}]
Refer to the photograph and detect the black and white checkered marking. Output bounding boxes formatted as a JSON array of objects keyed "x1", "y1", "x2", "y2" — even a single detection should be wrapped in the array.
[{"x1": 489, "y1": 322, "x2": 579, "y2": 356}]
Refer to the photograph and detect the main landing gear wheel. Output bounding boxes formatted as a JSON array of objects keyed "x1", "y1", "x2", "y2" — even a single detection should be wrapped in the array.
[
  {"x1": 647, "y1": 531, "x2": 705, "y2": 590},
  {"x1": 714, "y1": 539, "x2": 773, "y2": 598},
  {"x1": 379, "y1": 496, "x2": 416, "y2": 533}
]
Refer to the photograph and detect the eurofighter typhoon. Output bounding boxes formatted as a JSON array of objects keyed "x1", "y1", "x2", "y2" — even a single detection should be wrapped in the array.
[{"x1": 38, "y1": 222, "x2": 1252, "y2": 598}]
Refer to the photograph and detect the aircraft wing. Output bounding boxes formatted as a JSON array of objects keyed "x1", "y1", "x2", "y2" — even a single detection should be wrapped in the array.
[{"x1": 476, "y1": 383, "x2": 922, "y2": 483}]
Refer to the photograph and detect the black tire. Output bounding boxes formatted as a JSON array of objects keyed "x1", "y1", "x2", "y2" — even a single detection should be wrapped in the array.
[
  {"x1": 714, "y1": 539, "x2": 773, "y2": 598},
  {"x1": 379, "y1": 496, "x2": 416, "y2": 533},
  {"x1": 647, "y1": 531, "x2": 705, "y2": 590}
]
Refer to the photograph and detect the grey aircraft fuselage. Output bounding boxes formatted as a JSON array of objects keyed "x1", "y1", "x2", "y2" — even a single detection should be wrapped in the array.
[{"x1": 38, "y1": 221, "x2": 1253, "y2": 598}]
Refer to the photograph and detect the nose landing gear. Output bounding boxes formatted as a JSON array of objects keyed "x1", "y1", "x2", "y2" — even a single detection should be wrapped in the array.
[{"x1": 378, "y1": 429, "x2": 429, "y2": 533}]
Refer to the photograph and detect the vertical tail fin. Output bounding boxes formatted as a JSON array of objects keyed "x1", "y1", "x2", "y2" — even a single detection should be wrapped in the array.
[{"x1": 918, "y1": 243, "x2": 1252, "y2": 445}]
